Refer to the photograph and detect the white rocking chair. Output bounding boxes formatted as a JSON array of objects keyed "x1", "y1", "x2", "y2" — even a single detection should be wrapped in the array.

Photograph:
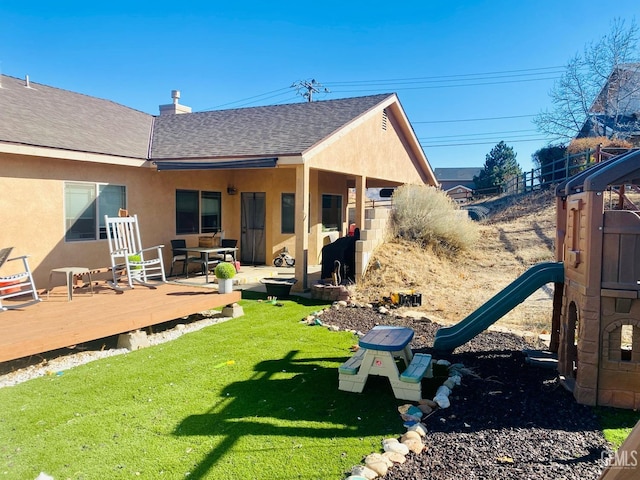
[
  {"x1": 104, "y1": 214, "x2": 166, "y2": 290},
  {"x1": 0, "y1": 247, "x2": 42, "y2": 311}
]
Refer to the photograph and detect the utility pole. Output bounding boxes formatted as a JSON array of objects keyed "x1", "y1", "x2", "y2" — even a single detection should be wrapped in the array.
[{"x1": 291, "y1": 79, "x2": 330, "y2": 102}]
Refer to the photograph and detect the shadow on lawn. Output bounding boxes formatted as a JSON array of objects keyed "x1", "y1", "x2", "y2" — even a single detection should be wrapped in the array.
[{"x1": 173, "y1": 349, "x2": 400, "y2": 479}]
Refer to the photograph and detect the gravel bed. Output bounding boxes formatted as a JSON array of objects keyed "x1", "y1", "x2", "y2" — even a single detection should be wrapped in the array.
[{"x1": 320, "y1": 304, "x2": 611, "y2": 480}]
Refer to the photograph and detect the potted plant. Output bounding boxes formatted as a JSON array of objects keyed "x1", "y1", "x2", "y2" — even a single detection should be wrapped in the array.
[{"x1": 214, "y1": 262, "x2": 236, "y2": 294}]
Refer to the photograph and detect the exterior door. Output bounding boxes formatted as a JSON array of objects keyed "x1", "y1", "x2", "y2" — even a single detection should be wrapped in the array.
[{"x1": 240, "y1": 192, "x2": 266, "y2": 265}]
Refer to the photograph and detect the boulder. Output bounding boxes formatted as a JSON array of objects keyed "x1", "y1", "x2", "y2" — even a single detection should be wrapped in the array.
[
  {"x1": 382, "y1": 438, "x2": 410, "y2": 455},
  {"x1": 383, "y1": 451, "x2": 407, "y2": 464},
  {"x1": 350, "y1": 465, "x2": 378, "y2": 480},
  {"x1": 364, "y1": 453, "x2": 392, "y2": 476}
]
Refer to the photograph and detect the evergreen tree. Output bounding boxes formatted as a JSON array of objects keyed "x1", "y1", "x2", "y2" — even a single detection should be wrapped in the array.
[
  {"x1": 532, "y1": 144, "x2": 567, "y2": 184},
  {"x1": 473, "y1": 141, "x2": 521, "y2": 193}
]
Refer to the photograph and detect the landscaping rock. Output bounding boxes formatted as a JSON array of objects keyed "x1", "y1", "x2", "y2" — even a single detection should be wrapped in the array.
[
  {"x1": 350, "y1": 465, "x2": 378, "y2": 479},
  {"x1": 401, "y1": 437, "x2": 425, "y2": 454},
  {"x1": 383, "y1": 451, "x2": 407, "y2": 464},
  {"x1": 382, "y1": 438, "x2": 410, "y2": 455},
  {"x1": 400, "y1": 430, "x2": 421, "y2": 443},
  {"x1": 364, "y1": 453, "x2": 392, "y2": 476},
  {"x1": 407, "y1": 423, "x2": 427, "y2": 437}
]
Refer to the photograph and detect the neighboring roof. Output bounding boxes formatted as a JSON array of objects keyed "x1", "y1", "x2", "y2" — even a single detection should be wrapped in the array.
[
  {"x1": 445, "y1": 184, "x2": 473, "y2": 193},
  {"x1": 0, "y1": 74, "x2": 153, "y2": 159},
  {"x1": 591, "y1": 63, "x2": 640, "y2": 116},
  {"x1": 434, "y1": 167, "x2": 482, "y2": 181},
  {"x1": 579, "y1": 63, "x2": 640, "y2": 140},
  {"x1": 150, "y1": 94, "x2": 394, "y2": 159}
]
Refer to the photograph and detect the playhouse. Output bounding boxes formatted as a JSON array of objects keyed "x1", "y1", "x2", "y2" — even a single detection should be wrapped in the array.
[{"x1": 553, "y1": 149, "x2": 640, "y2": 409}]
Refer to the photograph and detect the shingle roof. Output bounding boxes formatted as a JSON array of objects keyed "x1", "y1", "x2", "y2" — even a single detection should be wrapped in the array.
[
  {"x1": 149, "y1": 94, "x2": 394, "y2": 159},
  {"x1": 0, "y1": 74, "x2": 153, "y2": 159},
  {"x1": 434, "y1": 167, "x2": 482, "y2": 181},
  {"x1": 0, "y1": 74, "x2": 395, "y2": 162}
]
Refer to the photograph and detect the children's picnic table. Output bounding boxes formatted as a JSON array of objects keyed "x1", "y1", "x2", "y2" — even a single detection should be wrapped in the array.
[{"x1": 338, "y1": 326, "x2": 432, "y2": 401}]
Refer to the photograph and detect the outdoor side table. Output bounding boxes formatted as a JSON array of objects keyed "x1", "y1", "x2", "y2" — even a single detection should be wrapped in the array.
[{"x1": 47, "y1": 267, "x2": 94, "y2": 301}]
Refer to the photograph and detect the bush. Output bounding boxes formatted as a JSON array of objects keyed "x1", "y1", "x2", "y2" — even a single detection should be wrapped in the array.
[
  {"x1": 214, "y1": 262, "x2": 236, "y2": 279},
  {"x1": 567, "y1": 137, "x2": 632, "y2": 154},
  {"x1": 390, "y1": 184, "x2": 478, "y2": 253}
]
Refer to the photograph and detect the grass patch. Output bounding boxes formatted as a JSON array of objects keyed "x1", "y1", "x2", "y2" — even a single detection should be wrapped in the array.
[
  {"x1": 0, "y1": 293, "x2": 407, "y2": 479},
  {"x1": 597, "y1": 406, "x2": 640, "y2": 450}
]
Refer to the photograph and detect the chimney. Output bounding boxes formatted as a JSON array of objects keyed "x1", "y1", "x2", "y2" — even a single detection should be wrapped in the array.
[{"x1": 159, "y1": 90, "x2": 192, "y2": 115}]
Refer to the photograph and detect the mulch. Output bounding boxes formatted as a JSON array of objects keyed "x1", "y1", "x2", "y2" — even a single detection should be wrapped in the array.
[{"x1": 320, "y1": 305, "x2": 610, "y2": 480}]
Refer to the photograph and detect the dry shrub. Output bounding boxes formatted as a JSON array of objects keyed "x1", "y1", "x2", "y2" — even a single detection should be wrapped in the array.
[
  {"x1": 390, "y1": 184, "x2": 479, "y2": 253},
  {"x1": 567, "y1": 136, "x2": 632, "y2": 154}
]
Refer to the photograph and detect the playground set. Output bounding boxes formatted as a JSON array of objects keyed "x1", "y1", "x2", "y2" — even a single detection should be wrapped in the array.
[
  {"x1": 431, "y1": 149, "x2": 640, "y2": 409},
  {"x1": 339, "y1": 150, "x2": 639, "y2": 408}
]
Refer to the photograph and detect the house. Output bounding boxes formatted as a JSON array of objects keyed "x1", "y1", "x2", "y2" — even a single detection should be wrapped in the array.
[
  {"x1": 0, "y1": 74, "x2": 437, "y2": 290},
  {"x1": 578, "y1": 62, "x2": 640, "y2": 144},
  {"x1": 434, "y1": 167, "x2": 481, "y2": 203}
]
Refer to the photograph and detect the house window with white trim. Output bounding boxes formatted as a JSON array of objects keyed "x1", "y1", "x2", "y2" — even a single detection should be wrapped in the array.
[
  {"x1": 176, "y1": 189, "x2": 222, "y2": 234},
  {"x1": 64, "y1": 182, "x2": 126, "y2": 242}
]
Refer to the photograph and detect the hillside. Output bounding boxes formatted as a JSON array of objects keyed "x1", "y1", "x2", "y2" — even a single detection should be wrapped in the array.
[{"x1": 353, "y1": 190, "x2": 558, "y2": 336}]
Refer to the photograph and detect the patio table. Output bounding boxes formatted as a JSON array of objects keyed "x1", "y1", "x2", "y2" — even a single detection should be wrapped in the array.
[{"x1": 174, "y1": 247, "x2": 238, "y2": 283}]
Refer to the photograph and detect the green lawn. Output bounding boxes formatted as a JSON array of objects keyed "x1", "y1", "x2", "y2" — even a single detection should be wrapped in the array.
[
  {"x1": 2, "y1": 291, "x2": 640, "y2": 479},
  {"x1": 0, "y1": 293, "x2": 405, "y2": 479}
]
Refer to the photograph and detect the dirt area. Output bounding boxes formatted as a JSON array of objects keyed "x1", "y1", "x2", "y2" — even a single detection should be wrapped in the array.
[{"x1": 353, "y1": 189, "x2": 559, "y2": 337}]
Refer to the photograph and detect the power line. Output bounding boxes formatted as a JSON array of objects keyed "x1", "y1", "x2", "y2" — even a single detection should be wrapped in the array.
[
  {"x1": 421, "y1": 137, "x2": 552, "y2": 148},
  {"x1": 324, "y1": 66, "x2": 564, "y2": 85},
  {"x1": 414, "y1": 114, "x2": 537, "y2": 124},
  {"x1": 196, "y1": 66, "x2": 564, "y2": 111},
  {"x1": 199, "y1": 87, "x2": 292, "y2": 111},
  {"x1": 419, "y1": 129, "x2": 536, "y2": 139},
  {"x1": 331, "y1": 76, "x2": 560, "y2": 93}
]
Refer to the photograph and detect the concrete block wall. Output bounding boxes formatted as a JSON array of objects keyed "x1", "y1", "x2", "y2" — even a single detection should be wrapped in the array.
[{"x1": 355, "y1": 207, "x2": 391, "y2": 281}]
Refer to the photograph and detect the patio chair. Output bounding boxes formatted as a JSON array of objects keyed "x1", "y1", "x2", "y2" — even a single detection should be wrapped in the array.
[
  {"x1": 104, "y1": 214, "x2": 166, "y2": 290},
  {"x1": 169, "y1": 239, "x2": 203, "y2": 277},
  {"x1": 214, "y1": 238, "x2": 238, "y2": 263},
  {"x1": 0, "y1": 246, "x2": 42, "y2": 312}
]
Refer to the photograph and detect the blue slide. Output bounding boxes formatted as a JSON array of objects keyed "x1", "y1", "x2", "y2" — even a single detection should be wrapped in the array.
[{"x1": 432, "y1": 262, "x2": 564, "y2": 353}]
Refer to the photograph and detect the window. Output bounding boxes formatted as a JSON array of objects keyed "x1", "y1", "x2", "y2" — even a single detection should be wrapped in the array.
[
  {"x1": 176, "y1": 190, "x2": 221, "y2": 235},
  {"x1": 322, "y1": 194, "x2": 342, "y2": 232},
  {"x1": 65, "y1": 182, "x2": 126, "y2": 242},
  {"x1": 281, "y1": 193, "x2": 295, "y2": 234}
]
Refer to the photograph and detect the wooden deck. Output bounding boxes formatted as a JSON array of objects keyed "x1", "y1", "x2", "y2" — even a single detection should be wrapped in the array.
[{"x1": 0, "y1": 281, "x2": 241, "y2": 364}]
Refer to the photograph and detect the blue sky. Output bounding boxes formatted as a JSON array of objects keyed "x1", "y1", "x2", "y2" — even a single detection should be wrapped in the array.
[{"x1": 1, "y1": 1, "x2": 639, "y2": 172}]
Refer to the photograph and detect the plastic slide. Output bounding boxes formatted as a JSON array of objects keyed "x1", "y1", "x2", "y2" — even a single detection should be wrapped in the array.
[{"x1": 432, "y1": 262, "x2": 564, "y2": 353}]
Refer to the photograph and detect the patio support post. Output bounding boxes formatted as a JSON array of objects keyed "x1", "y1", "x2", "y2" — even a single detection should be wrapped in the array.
[
  {"x1": 293, "y1": 163, "x2": 310, "y2": 291},
  {"x1": 355, "y1": 175, "x2": 366, "y2": 232}
]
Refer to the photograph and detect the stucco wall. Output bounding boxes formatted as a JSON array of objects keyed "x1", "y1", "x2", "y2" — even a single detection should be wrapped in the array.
[
  {"x1": 308, "y1": 108, "x2": 428, "y2": 186},
  {"x1": 0, "y1": 154, "x2": 305, "y2": 286}
]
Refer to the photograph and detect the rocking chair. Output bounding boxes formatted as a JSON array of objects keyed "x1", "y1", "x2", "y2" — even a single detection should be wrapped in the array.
[
  {"x1": 0, "y1": 247, "x2": 42, "y2": 311},
  {"x1": 104, "y1": 214, "x2": 166, "y2": 290}
]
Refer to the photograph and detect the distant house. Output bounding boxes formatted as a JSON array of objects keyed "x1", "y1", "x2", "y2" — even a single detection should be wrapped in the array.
[
  {"x1": 0, "y1": 75, "x2": 437, "y2": 288},
  {"x1": 434, "y1": 167, "x2": 482, "y2": 203},
  {"x1": 578, "y1": 63, "x2": 640, "y2": 144}
]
